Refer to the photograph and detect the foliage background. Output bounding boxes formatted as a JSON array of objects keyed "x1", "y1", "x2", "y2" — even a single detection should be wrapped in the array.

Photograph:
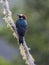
[{"x1": 0, "y1": 0, "x2": 49, "y2": 65}]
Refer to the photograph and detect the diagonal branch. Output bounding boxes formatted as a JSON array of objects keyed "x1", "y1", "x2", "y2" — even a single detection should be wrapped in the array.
[{"x1": 0, "y1": 0, "x2": 35, "y2": 65}]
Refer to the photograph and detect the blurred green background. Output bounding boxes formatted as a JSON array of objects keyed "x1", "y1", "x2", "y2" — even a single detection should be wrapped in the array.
[{"x1": 0, "y1": 0, "x2": 49, "y2": 65}]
